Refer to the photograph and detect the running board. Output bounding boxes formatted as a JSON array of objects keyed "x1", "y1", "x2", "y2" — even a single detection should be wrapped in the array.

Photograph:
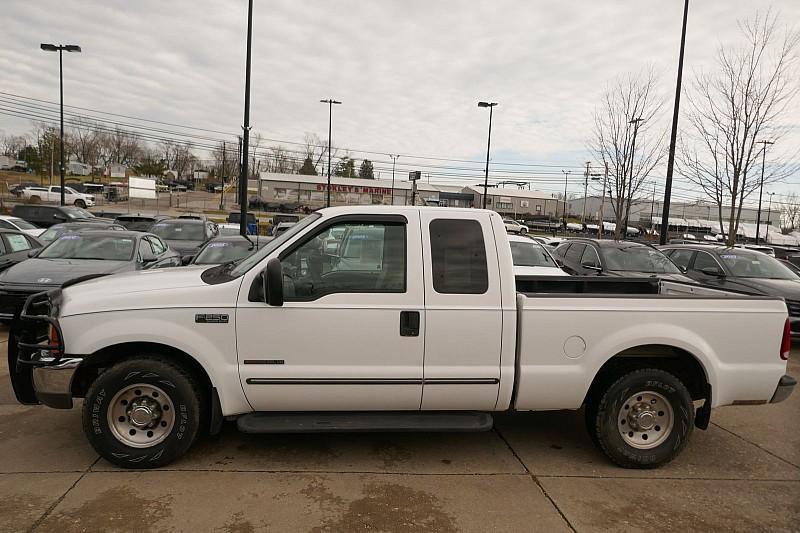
[{"x1": 236, "y1": 411, "x2": 494, "y2": 434}]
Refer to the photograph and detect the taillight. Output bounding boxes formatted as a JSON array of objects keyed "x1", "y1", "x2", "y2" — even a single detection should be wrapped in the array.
[
  {"x1": 780, "y1": 319, "x2": 791, "y2": 361},
  {"x1": 48, "y1": 325, "x2": 62, "y2": 358}
]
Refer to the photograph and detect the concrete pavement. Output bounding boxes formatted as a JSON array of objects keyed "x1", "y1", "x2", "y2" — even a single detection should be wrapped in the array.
[{"x1": 1, "y1": 326, "x2": 798, "y2": 532}]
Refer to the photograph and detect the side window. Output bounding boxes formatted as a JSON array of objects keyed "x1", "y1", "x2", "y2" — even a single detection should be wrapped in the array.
[
  {"x1": 138, "y1": 239, "x2": 153, "y2": 260},
  {"x1": 694, "y1": 252, "x2": 723, "y2": 274},
  {"x1": 580, "y1": 246, "x2": 600, "y2": 268},
  {"x1": 0, "y1": 220, "x2": 15, "y2": 230},
  {"x1": 4, "y1": 234, "x2": 32, "y2": 253},
  {"x1": 554, "y1": 243, "x2": 570, "y2": 258},
  {"x1": 281, "y1": 221, "x2": 406, "y2": 301},
  {"x1": 565, "y1": 243, "x2": 585, "y2": 264},
  {"x1": 667, "y1": 249, "x2": 694, "y2": 270},
  {"x1": 429, "y1": 219, "x2": 488, "y2": 294},
  {"x1": 0, "y1": 237, "x2": 6, "y2": 255},
  {"x1": 150, "y1": 237, "x2": 167, "y2": 255}
]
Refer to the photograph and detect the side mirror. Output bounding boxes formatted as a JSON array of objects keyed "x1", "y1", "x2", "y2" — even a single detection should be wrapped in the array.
[
  {"x1": 27, "y1": 249, "x2": 39, "y2": 258},
  {"x1": 699, "y1": 267, "x2": 724, "y2": 278},
  {"x1": 53, "y1": 214, "x2": 67, "y2": 221},
  {"x1": 262, "y1": 257, "x2": 284, "y2": 306},
  {"x1": 181, "y1": 255, "x2": 194, "y2": 266}
]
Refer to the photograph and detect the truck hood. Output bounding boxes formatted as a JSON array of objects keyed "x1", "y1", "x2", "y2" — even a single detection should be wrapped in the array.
[
  {"x1": 0, "y1": 258, "x2": 134, "y2": 287},
  {"x1": 59, "y1": 266, "x2": 240, "y2": 317}
]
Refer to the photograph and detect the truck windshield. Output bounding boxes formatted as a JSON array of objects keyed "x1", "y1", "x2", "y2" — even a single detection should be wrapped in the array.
[
  {"x1": 231, "y1": 213, "x2": 319, "y2": 276},
  {"x1": 718, "y1": 250, "x2": 798, "y2": 280},
  {"x1": 38, "y1": 234, "x2": 135, "y2": 261},
  {"x1": 602, "y1": 246, "x2": 681, "y2": 274},
  {"x1": 510, "y1": 240, "x2": 555, "y2": 267}
]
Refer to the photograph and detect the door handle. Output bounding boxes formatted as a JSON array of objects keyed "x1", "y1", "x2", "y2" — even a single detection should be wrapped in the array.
[{"x1": 399, "y1": 311, "x2": 420, "y2": 337}]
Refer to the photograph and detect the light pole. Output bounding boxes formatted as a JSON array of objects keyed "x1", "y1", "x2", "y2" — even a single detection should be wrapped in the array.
[
  {"x1": 389, "y1": 154, "x2": 399, "y2": 205},
  {"x1": 598, "y1": 162, "x2": 608, "y2": 239},
  {"x1": 765, "y1": 192, "x2": 775, "y2": 242},
  {"x1": 320, "y1": 99, "x2": 342, "y2": 207},
  {"x1": 561, "y1": 170, "x2": 570, "y2": 233},
  {"x1": 478, "y1": 101, "x2": 498, "y2": 209},
  {"x1": 660, "y1": 0, "x2": 690, "y2": 245},
  {"x1": 237, "y1": 0, "x2": 254, "y2": 236},
  {"x1": 582, "y1": 161, "x2": 591, "y2": 223},
  {"x1": 755, "y1": 140, "x2": 774, "y2": 244},
  {"x1": 40, "y1": 43, "x2": 81, "y2": 206}
]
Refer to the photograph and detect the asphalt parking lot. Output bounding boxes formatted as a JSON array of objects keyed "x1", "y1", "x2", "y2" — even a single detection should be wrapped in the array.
[{"x1": 1, "y1": 327, "x2": 798, "y2": 532}]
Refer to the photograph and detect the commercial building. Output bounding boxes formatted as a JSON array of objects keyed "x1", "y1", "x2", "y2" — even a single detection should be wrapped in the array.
[
  {"x1": 569, "y1": 196, "x2": 763, "y2": 226},
  {"x1": 464, "y1": 185, "x2": 564, "y2": 218}
]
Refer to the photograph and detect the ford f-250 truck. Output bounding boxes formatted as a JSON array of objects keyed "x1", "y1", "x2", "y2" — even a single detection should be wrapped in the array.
[{"x1": 8, "y1": 206, "x2": 795, "y2": 469}]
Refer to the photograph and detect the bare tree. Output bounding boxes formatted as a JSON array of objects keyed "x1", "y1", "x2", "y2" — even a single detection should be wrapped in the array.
[
  {"x1": 162, "y1": 140, "x2": 196, "y2": 179},
  {"x1": 782, "y1": 192, "x2": 800, "y2": 231},
  {"x1": 0, "y1": 133, "x2": 29, "y2": 158},
  {"x1": 99, "y1": 127, "x2": 144, "y2": 168},
  {"x1": 679, "y1": 11, "x2": 800, "y2": 245},
  {"x1": 68, "y1": 117, "x2": 102, "y2": 166},
  {"x1": 591, "y1": 69, "x2": 666, "y2": 238}
]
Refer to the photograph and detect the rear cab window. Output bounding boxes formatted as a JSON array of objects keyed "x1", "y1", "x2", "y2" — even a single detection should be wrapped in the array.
[{"x1": 429, "y1": 219, "x2": 488, "y2": 294}]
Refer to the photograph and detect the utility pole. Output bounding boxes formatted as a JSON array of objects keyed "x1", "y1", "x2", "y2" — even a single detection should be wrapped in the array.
[
  {"x1": 755, "y1": 140, "x2": 774, "y2": 244},
  {"x1": 649, "y1": 182, "x2": 656, "y2": 239},
  {"x1": 238, "y1": 0, "x2": 253, "y2": 236},
  {"x1": 765, "y1": 192, "x2": 775, "y2": 242},
  {"x1": 320, "y1": 99, "x2": 342, "y2": 207},
  {"x1": 219, "y1": 142, "x2": 226, "y2": 210},
  {"x1": 389, "y1": 154, "x2": 399, "y2": 205},
  {"x1": 660, "y1": 0, "x2": 690, "y2": 245},
  {"x1": 598, "y1": 162, "x2": 608, "y2": 239},
  {"x1": 582, "y1": 161, "x2": 590, "y2": 223},
  {"x1": 560, "y1": 170, "x2": 570, "y2": 234}
]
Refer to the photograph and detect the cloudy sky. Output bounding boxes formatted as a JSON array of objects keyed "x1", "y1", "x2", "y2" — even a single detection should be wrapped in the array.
[{"x1": 1, "y1": 0, "x2": 798, "y2": 203}]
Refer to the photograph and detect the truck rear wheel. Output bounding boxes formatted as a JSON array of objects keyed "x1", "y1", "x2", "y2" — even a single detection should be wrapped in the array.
[
  {"x1": 589, "y1": 368, "x2": 693, "y2": 468},
  {"x1": 81, "y1": 356, "x2": 202, "y2": 469}
]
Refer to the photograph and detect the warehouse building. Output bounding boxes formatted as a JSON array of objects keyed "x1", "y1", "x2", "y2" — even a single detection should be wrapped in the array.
[{"x1": 464, "y1": 185, "x2": 564, "y2": 218}]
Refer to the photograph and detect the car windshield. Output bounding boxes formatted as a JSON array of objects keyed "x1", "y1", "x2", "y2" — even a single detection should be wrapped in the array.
[
  {"x1": 510, "y1": 240, "x2": 555, "y2": 267},
  {"x1": 39, "y1": 227, "x2": 64, "y2": 243},
  {"x1": 38, "y1": 234, "x2": 135, "y2": 261},
  {"x1": 718, "y1": 250, "x2": 798, "y2": 280},
  {"x1": 8, "y1": 217, "x2": 37, "y2": 230},
  {"x1": 232, "y1": 213, "x2": 319, "y2": 275},
  {"x1": 63, "y1": 207, "x2": 93, "y2": 220},
  {"x1": 194, "y1": 240, "x2": 256, "y2": 265},
  {"x1": 602, "y1": 246, "x2": 682, "y2": 274},
  {"x1": 150, "y1": 221, "x2": 205, "y2": 241}
]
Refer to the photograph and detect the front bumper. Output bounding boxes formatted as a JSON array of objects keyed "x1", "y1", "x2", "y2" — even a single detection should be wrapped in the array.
[
  {"x1": 771, "y1": 375, "x2": 796, "y2": 404},
  {"x1": 31, "y1": 355, "x2": 83, "y2": 409}
]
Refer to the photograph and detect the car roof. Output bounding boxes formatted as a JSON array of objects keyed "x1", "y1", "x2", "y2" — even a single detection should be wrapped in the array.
[
  {"x1": 0, "y1": 228, "x2": 28, "y2": 234},
  {"x1": 563, "y1": 238, "x2": 648, "y2": 249},
  {"x1": 158, "y1": 218, "x2": 204, "y2": 224},
  {"x1": 53, "y1": 230, "x2": 142, "y2": 238},
  {"x1": 205, "y1": 235, "x2": 258, "y2": 244}
]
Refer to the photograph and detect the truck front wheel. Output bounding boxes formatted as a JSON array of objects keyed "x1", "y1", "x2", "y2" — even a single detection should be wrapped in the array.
[
  {"x1": 82, "y1": 356, "x2": 202, "y2": 469},
  {"x1": 589, "y1": 368, "x2": 694, "y2": 468},
  {"x1": 74, "y1": 199, "x2": 87, "y2": 208}
]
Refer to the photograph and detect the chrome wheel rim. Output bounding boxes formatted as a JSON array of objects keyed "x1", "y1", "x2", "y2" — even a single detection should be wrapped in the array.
[
  {"x1": 617, "y1": 390, "x2": 674, "y2": 449},
  {"x1": 108, "y1": 383, "x2": 175, "y2": 448}
]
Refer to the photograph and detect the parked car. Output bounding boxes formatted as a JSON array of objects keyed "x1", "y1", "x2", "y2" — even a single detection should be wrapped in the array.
[
  {"x1": 0, "y1": 215, "x2": 46, "y2": 237},
  {"x1": 148, "y1": 218, "x2": 218, "y2": 259},
  {"x1": 189, "y1": 236, "x2": 266, "y2": 266},
  {"x1": 503, "y1": 218, "x2": 528, "y2": 234},
  {"x1": 10, "y1": 206, "x2": 793, "y2": 470},
  {"x1": 533, "y1": 236, "x2": 567, "y2": 248},
  {"x1": 38, "y1": 221, "x2": 128, "y2": 245},
  {"x1": 20, "y1": 185, "x2": 96, "y2": 208},
  {"x1": 217, "y1": 223, "x2": 242, "y2": 236},
  {"x1": 661, "y1": 245, "x2": 800, "y2": 338},
  {"x1": 0, "y1": 231, "x2": 180, "y2": 321},
  {"x1": 114, "y1": 214, "x2": 170, "y2": 232},
  {"x1": 0, "y1": 229, "x2": 43, "y2": 273},
  {"x1": 227, "y1": 212, "x2": 258, "y2": 225},
  {"x1": 11, "y1": 204, "x2": 105, "y2": 228},
  {"x1": 553, "y1": 239, "x2": 694, "y2": 282},
  {"x1": 508, "y1": 235, "x2": 565, "y2": 276}
]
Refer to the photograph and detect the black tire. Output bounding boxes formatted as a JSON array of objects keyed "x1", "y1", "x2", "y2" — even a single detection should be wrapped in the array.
[
  {"x1": 74, "y1": 199, "x2": 86, "y2": 208},
  {"x1": 82, "y1": 356, "x2": 203, "y2": 469},
  {"x1": 589, "y1": 368, "x2": 693, "y2": 469},
  {"x1": 519, "y1": 227, "x2": 527, "y2": 235}
]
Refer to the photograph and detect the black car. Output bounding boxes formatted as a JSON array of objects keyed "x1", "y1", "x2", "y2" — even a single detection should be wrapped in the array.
[
  {"x1": 38, "y1": 221, "x2": 127, "y2": 245},
  {"x1": 553, "y1": 238, "x2": 694, "y2": 282},
  {"x1": 661, "y1": 245, "x2": 800, "y2": 337},
  {"x1": 148, "y1": 218, "x2": 218, "y2": 259},
  {"x1": 0, "y1": 229, "x2": 43, "y2": 272},
  {"x1": 114, "y1": 214, "x2": 170, "y2": 231},
  {"x1": 189, "y1": 235, "x2": 267, "y2": 265},
  {"x1": 11, "y1": 204, "x2": 105, "y2": 228},
  {"x1": 0, "y1": 231, "x2": 180, "y2": 321}
]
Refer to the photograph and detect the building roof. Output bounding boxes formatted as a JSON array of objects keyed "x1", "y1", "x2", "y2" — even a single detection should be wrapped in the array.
[{"x1": 258, "y1": 171, "x2": 439, "y2": 192}]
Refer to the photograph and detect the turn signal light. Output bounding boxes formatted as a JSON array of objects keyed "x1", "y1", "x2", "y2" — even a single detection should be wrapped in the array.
[
  {"x1": 780, "y1": 319, "x2": 791, "y2": 361},
  {"x1": 48, "y1": 325, "x2": 62, "y2": 358}
]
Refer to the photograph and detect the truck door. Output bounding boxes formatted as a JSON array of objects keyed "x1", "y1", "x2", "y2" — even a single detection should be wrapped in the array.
[
  {"x1": 419, "y1": 211, "x2": 503, "y2": 410},
  {"x1": 236, "y1": 212, "x2": 425, "y2": 411}
]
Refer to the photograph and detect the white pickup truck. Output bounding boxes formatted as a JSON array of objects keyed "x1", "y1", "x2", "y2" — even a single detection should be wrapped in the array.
[
  {"x1": 21, "y1": 185, "x2": 96, "y2": 208},
  {"x1": 9, "y1": 206, "x2": 795, "y2": 469}
]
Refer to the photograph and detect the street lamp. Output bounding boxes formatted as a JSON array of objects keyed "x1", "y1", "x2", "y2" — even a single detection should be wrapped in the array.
[
  {"x1": 389, "y1": 154, "x2": 399, "y2": 205},
  {"x1": 765, "y1": 192, "x2": 776, "y2": 242},
  {"x1": 478, "y1": 101, "x2": 498, "y2": 209},
  {"x1": 561, "y1": 170, "x2": 570, "y2": 233},
  {"x1": 755, "y1": 139, "x2": 774, "y2": 244},
  {"x1": 320, "y1": 99, "x2": 342, "y2": 207},
  {"x1": 40, "y1": 43, "x2": 81, "y2": 206}
]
